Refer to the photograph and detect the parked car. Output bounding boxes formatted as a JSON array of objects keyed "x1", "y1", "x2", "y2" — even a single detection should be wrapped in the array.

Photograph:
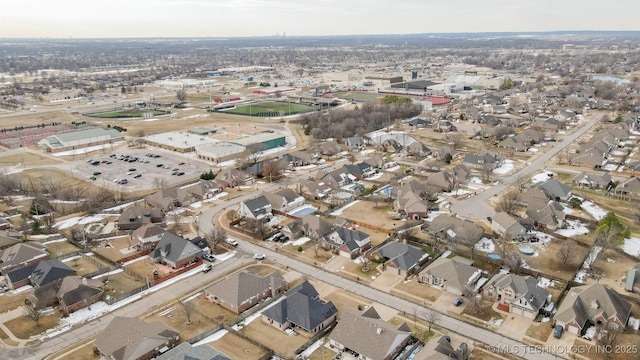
[
  {"x1": 156, "y1": 164, "x2": 164, "y2": 168},
  {"x1": 202, "y1": 264, "x2": 212, "y2": 273},
  {"x1": 553, "y1": 324, "x2": 563, "y2": 339},
  {"x1": 203, "y1": 254, "x2": 216, "y2": 262},
  {"x1": 253, "y1": 253, "x2": 266, "y2": 260},
  {"x1": 428, "y1": 206, "x2": 440, "y2": 211},
  {"x1": 226, "y1": 239, "x2": 239, "y2": 247},
  {"x1": 453, "y1": 298, "x2": 463, "y2": 306},
  {"x1": 134, "y1": 174, "x2": 142, "y2": 178},
  {"x1": 93, "y1": 171, "x2": 101, "y2": 176}
]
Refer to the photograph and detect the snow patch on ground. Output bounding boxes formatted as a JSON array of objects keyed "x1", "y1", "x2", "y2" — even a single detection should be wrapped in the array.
[
  {"x1": 290, "y1": 236, "x2": 311, "y2": 246},
  {"x1": 621, "y1": 237, "x2": 640, "y2": 257},
  {"x1": 493, "y1": 160, "x2": 514, "y2": 175},
  {"x1": 52, "y1": 141, "x2": 125, "y2": 157},
  {"x1": 555, "y1": 219, "x2": 590, "y2": 237},
  {"x1": 580, "y1": 201, "x2": 608, "y2": 220},
  {"x1": 531, "y1": 172, "x2": 555, "y2": 184},
  {"x1": 574, "y1": 246, "x2": 602, "y2": 283},
  {"x1": 537, "y1": 277, "x2": 555, "y2": 288},
  {"x1": 55, "y1": 214, "x2": 110, "y2": 230}
]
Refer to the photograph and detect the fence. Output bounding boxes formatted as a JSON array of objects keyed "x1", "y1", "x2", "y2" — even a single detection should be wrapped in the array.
[
  {"x1": 152, "y1": 260, "x2": 202, "y2": 286},
  {"x1": 104, "y1": 284, "x2": 148, "y2": 305},
  {"x1": 117, "y1": 248, "x2": 152, "y2": 264}
]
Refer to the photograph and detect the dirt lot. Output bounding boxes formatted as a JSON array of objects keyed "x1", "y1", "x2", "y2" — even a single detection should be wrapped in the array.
[
  {"x1": 311, "y1": 279, "x2": 371, "y2": 316},
  {"x1": 239, "y1": 318, "x2": 308, "y2": 358},
  {"x1": 187, "y1": 293, "x2": 237, "y2": 324},
  {"x1": 502, "y1": 240, "x2": 588, "y2": 281},
  {"x1": 144, "y1": 301, "x2": 218, "y2": 340},
  {"x1": 93, "y1": 236, "x2": 134, "y2": 262},
  {"x1": 0, "y1": 292, "x2": 27, "y2": 314},
  {"x1": 393, "y1": 279, "x2": 443, "y2": 303},
  {"x1": 210, "y1": 331, "x2": 268, "y2": 360},
  {"x1": 333, "y1": 199, "x2": 404, "y2": 232},
  {"x1": 0, "y1": 150, "x2": 62, "y2": 167},
  {"x1": 101, "y1": 270, "x2": 146, "y2": 295}
]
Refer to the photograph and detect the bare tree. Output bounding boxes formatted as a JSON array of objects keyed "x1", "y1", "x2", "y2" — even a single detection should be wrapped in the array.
[
  {"x1": 170, "y1": 210, "x2": 181, "y2": 232},
  {"x1": 244, "y1": 218, "x2": 269, "y2": 240},
  {"x1": 480, "y1": 163, "x2": 493, "y2": 183},
  {"x1": 206, "y1": 227, "x2": 227, "y2": 250},
  {"x1": 262, "y1": 160, "x2": 285, "y2": 182},
  {"x1": 446, "y1": 133, "x2": 464, "y2": 150},
  {"x1": 176, "y1": 89, "x2": 187, "y2": 102},
  {"x1": 556, "y1": 240, "x2": 576, "y2": 266},
  {"x1": 497, "y1": 190, "x2": 521, "y2": 216},
  {"x1": 597, "y1": 320, "x2": 620, "y2": 360},
  {"x1": 504, "y1": 251, "x2": 524, "y2": 273},
  {"x1": 181, "y1": 300, "x2": 195, "y2": 325},
  {"x1": 361, "y1": 254, "x2": 371, "y2": 272},
  {"x1": 226, "y1": 209, "x2": 239, "y2": 222},
  {"x1": 245, "y1": 143, "x2": 267, "y2": 166},
  {"x1": 26, "y1": 303, "x2": 41, "y2": 326},
  {"x1": 424, "y1": 308, "x2": 441, "y2": 334}
]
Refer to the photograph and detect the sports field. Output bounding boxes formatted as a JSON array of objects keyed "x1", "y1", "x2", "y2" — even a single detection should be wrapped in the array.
[
  {"x1": 218, "y1": 101, "x2": 313, "y2": 117},
  {"x1": 332, "y1": 92, "x2": 382, "y2": 100},
  {"x1": 86, "y1": 109, "x2": 170, "y2": 118}
]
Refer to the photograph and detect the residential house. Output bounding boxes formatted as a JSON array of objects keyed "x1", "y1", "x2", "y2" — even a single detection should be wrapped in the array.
[
  {"x1": 322, "y1": 227, "x2": 372, "y2": 259},
  {"x1": 296, "y1": 179, "x2": 337, "y2": 200},
  {"x1": 238, "y1": 195, "x2": 272, "y2": 220},
  {"x1": 570, "y1": 148, "x2": 607, "y2": 169},
  {"x1": 204, "y1": 270, "x2": 287, "y2": 314},
  {"x1": 499, "y1": 136, "x2": 530, "y2": 152},
  {"x1": 344, "y1": 162, "x2": 376, "y2": 179},
  {"x1": 321, "y1": 166, "x2": 355, "y2": 187},
  {"x1": 329, "y1": 307, "x2": 412, "y2": 360},
  {"x1": 262, "y1": 280, "x2": 338, "y2": 336},
  {"x1": 432, "y1": 146, "x2": 458, "y2": 163},
  {"x1": 434, "y1": 120, "x2": 457, "y2": 132},
  {"x1": 130, "y1": 223, "x2": 165, "y2": 250},
  {"x1": 118, "y1": 206, "x2": 164, "y2": 231},
  {"x1": 483, "y1": 273, "x2": 551, "y2": 319},
  {"x1": 427, "y1": 214, "x2": 484, "y2": 245},
  {"x1": 400, "y1": 142, "x2": 431, "y2": 158},
  {"x1": 526, "y1": 201, "x2": 565, "y2": 230},
  {"x1": 395, "y1": 191, "x2": 429, "y2": 220},
  {"x1": 371, "y1": 242, "x2": 430, "y2": 277},
  {"x1": 463, "y1": 151, "x2": 504, "y2": 170},
  {"x1": 377, "y1": 139, "x2": 403, "y2": 153},
  {"x1": 215, "y1": 168, "x2": 253, "y2": 188},
  {"x1": 426, "y1": 169, "x2": 459, "y2": 192},
  {"x1": 150, "y1": 232, "x2": 203, "y2": 269},
  {"x1": 265, "y1": 188, "x2": 305, "y2": 214},
  {"x1": 0, "y1": 230, "x2": 20, "y2": 250},
  {"x1": 420, "y1": 256, "x2": 482, "y2": 296},
  {"x1": 345, "y1": 136, "x2": 366, "y2": 150},
  {"x1": 300, "y1": 214, "x2": 334, "y2": 240},
  {"x1": 414, "y1": 336, "x2": 468, "y2": 360},
  {"x1": 28, "y1": 276, "x2": 103, "y2": 314},
  {"x1": 314, "y1": 140, "x2": 342, "y2": 156},
  {"x1": 155, "y1": 342, "x2": 231, "y2": 360},
  {"x1": 533, "y1": 179, "x2": 572, "y2": 201},
  {"x1": 491, "y1": 212, "x2": 526, "y2": 239},
  {"x1": 615, "y1": 177, "x2": 640, "y2": 199},
  {"x1": 406, "y1": 117, "x2": 432, "y2": 128},
  {"x1": 555, "y1": 284, "x2": 631, "y2": 335},
  {"x1": 572, "y1": 172, "x2": 613, "y2": 190},
  {"x1": 182, "y1": 180, "x2": 222, "y2": 200},
  {"x1": 94, "y1": 316, "x2": 180, "y2": 360},
  {"x1": 282, "y1": 150, "x2": 314, "y2": 167},
  {"x1": 0, "y1": 242, "x2": 49, "y2": 275},
  {"x1": 145, "y1": 186, "x2": 194, "y2": 211},
  {"x1": 7, "y1": 259, "x2": 76, "y2": 290}
]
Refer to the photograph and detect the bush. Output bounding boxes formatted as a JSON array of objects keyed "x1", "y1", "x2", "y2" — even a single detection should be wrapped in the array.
[{"x1": 297, "y1": 246, "x2": 303, "y2": 252}]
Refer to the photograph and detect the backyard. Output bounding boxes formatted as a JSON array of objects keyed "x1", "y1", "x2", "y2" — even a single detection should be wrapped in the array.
[
  {"x1": 210, "y1": 332, "x2": 268, "y2": 360},
  {"x1": 239, "y1": 318, "x2": 308, "y2": 359}
]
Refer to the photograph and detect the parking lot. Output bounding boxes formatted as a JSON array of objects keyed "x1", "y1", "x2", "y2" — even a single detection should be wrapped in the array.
[{"x1": 70, "y1": 148, "x2": 211, "y2": 192}]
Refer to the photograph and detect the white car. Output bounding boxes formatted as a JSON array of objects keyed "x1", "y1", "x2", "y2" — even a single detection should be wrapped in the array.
[{"x1": 253, "y1": 253, "x2": 265, "y2": 260}]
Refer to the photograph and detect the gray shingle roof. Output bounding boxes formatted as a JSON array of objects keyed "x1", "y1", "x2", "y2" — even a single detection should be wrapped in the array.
[{"x1": 155, "y1": 342, "x2": 231, "y2": 360}]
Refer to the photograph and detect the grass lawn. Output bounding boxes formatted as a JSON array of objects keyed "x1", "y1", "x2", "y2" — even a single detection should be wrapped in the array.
[
  {"x1": 0, "y1": 292, "x2": 28, "y2": 314},
  {"x1": 45, "y1": 240, "x2": 82, "y2": 258},
  {"x1": 66, "y1": 257, "x2": 101, "y2": 276},
  {"x1": 0, "y1": 151, "x2": 62, "y2": 166},
  {"x1": 188, "y1": 294, "x2": 237, "y2": 324},
  {"x1": 525, "y1": 322, "x2": 552, "y2": 342},
  {"x1": 46, "y1": 338, "x2": 98, "y2": 360},
  {"x1": 239, "y1": 318, "x2": 308, "y2": 358},
  {"x1": 86, "y1": 109, "x2": 169, "y2": 118},
  {"x1": 333, "y1": 92, "x2": 381, "y2": 100},
  {"x1": 145, "y1": 301, "x2": 217, "y2": 340},
  {"x1": 6, "y1": 311, "x2": 61, "y2": 339},
  {"x1": 462, "y1": 300, "x2": 504, "y2": 322},
  {"x1": 320, "y1": 288, "x2": 370, "y2": 316},
  {"x1": 220, "y1": 101, "x2": 313, "y2": 117},
  {"x1": 394, "y1": 280, "x2": 443, "y2": 303},
  {"x1": 102, "y1": 271, "x2": 146, "y2": 295},
  {"x1": 573, "y1": 335, "x2": 640, "y2": 360},
  {"x1": 211, "y1": 332, "x2": 268, "y2": 360}
]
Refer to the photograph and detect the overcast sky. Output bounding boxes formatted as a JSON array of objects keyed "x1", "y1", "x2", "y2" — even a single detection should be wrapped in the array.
[{"x1": 2, "y1": 0, "x2": 638, "y2": 38}]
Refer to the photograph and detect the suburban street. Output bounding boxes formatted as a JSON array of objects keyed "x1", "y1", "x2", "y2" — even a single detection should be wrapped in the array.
[{"x1": 451, "y1": 113, "x2": 604, "y2": 219}]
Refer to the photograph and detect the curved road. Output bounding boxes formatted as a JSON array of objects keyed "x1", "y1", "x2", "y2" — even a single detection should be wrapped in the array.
[{"x1": 451, "y1": 114, "x2": 604, "y2": 219}]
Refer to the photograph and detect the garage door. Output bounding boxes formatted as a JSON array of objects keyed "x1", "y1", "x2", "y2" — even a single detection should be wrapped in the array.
[
  {"x1": 339, "y1": 250, "x2": 351, "y2": 258},
  {"x1": 511, "y1": 306, "x2": 524, "y2": 316}
]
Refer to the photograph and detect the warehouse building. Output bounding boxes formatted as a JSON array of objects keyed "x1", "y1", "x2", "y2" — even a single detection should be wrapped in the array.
[{"x1": 195, "y1": 141, "x2": 246, "y2": 163}]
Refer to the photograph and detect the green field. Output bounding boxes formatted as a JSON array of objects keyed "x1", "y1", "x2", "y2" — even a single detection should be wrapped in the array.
[
  {"x1": 217, "y1": 101, "x2": 314, "y2": 117},
  {"x1": 86, "y1": 109, "x2": 170, "y2": 118},
  {"x1": 333, "y1": 92, "x2": 382, "y2": 100}
]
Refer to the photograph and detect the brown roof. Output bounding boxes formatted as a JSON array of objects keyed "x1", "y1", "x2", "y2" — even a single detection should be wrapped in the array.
[
  {"x1": 204, "y1": 271, "x2": 286, "y2": 310},
  {"x1": 330, "y1": 307, "x2": 411, "y2": 360},
  {"x1": 94, "y1": 316, "x2": 179, "y2": 360}
]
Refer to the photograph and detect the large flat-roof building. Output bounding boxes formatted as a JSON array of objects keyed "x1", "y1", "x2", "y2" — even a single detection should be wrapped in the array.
[
  {"x1": 231, "y1": 132, "x2": 286, "y2": 151},
  {"x1": 144, "y1": 131, "x2": 219, "y2": 153},
  {"x1": 196, "y1": 141, "x2": 246, "y2": 163},
  {"x1": 38, "y1": 127, "x2": 123, "y2": 153}
]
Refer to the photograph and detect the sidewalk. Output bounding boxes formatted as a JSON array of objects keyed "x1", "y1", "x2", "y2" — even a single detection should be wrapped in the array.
[{"x1": 0, "y1": 307, "x2": 31, "y2": 348}]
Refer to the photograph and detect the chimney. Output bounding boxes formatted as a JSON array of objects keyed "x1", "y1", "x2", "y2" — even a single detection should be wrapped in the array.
[
  {"x1": 376, "y1": 327, "x2": 383, "y2": 335},
  {"x1": 270, "y1": 275, "x2": 277, "y2": 297}
]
